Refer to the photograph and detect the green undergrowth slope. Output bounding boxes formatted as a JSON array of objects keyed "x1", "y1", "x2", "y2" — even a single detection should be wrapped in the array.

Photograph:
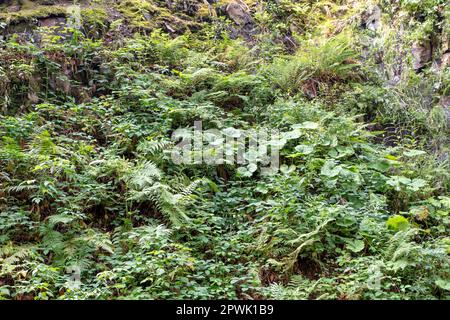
[{"x1": 0, "y1": 0, "x2": 449, "y2": 299}]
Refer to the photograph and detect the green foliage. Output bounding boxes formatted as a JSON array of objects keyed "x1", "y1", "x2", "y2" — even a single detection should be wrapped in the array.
[
  {"x1": 267, "y1": 33, "x2": 361, "y2": 95},
  {"x1": 386, "y1": 215, "x2": 409, "y2": 231},
  {"x1": 0, "y1": 0, "x2": 448, "y2": 301}
]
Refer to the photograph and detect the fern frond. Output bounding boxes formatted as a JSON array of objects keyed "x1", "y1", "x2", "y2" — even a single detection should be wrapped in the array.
[{"x1": 136, "y1": 139, "x2": 173, "y2": 158}]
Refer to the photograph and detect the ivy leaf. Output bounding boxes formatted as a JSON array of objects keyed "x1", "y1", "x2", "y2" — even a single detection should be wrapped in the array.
[
  {"x1": 345, "y1": 239, "x2": 365, "y2": 253},
  {"x1": 298, "y1": 121, "x2": 320, "y2": 130},
  {"x1": 247, "y1": 163, "x2": 258, "y2": 173},
  {"x1": 407, "y1": 178, "x2": 427, "y2": 192},
  {"x1": 320, "y1": 160, "x2": 341, "y2": 177},
  {"x1": 237, "y1": 166, "x2": 252, "y2": 177},
  {"x1": 280, "y1": 164, "x2": 296, "y2": 175},
  {"x1": 255, "y1": 184, "x2": 268, "y2": 194},
  {"x1": 368, "y1": 160, "x2": 390, "y2": 172},
  {"x1": 295, "y1": 144, "x2": 314, "y2": 155},
  {"x1": 336, "y1": 216, "x2": 356, "y2": 227},
  {"x1": 386, "y1": 176, "x2": 411, "y2": 191},
  {"x1": 156, "y1": 268, "x2": 165, "y2": 276},
  {"x1": 435, "y1": 278, "x2": 450, "y2": 291},
  {"x1": 335, "y1": 146, "x2": 354, "y2": 158},
  {"x1": 283, "y1": 129, "x2": 302, "y2": 140}
]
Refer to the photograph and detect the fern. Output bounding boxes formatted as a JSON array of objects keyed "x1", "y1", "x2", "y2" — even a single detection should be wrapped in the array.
[
  {"x1": 136, "y1": 139, "x2": 173, "y2": 159},
  {"x1": 0, "y1": 243, "x2": 37, "y2": 276},
  {"x1": 268, "y1": 32, "x2": 360, "y2": 94},
  {"x1": 126, "y1": 161, "x2": 202, "y2": 226}
]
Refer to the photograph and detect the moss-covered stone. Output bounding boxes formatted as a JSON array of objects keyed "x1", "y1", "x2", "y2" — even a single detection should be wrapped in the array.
[
  {"x1": 116, "y1": 0, "x2": 160, "y2": 29},
  {"x1": 0, "y1": 5, "x2": 67, "y2": 25},
  {"x1": 115, "y1": 0, "x2": 202, "y2": 33}
]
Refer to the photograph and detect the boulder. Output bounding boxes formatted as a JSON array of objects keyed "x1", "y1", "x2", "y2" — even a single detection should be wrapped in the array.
[
  {"x1": 412, "y1": 41, "x2": 432, "y2": 70},
  {"x1": 432, "y1": 52, "x2": 450, "y2": 73},
  {"x1": 225, "y1": 2, "x2": 252, "y2": 26},
  {"x1": 361, "y1": 5, "x2": 381, "y2": 31},
  {"x1": 5, "y1": 5, "x2": 21, "y2": 13},
  {"x1": 441, "y1": 97, "x2": 450, "y2": 127},
  {"x1": 38, "y1": 16, "x2": 66, "y2": 28},
  {"x1": 441, "y1": 52, "x2": 450, "y2": 69}
]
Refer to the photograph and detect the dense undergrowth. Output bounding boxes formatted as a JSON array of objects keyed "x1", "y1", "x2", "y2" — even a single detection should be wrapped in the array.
[{"x1": 0, "y1": 0, "x2": 449, "y2": 299}]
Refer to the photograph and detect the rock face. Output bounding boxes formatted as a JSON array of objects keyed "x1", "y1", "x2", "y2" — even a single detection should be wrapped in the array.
[
  {"x1": 442, "y1": 96, "x2": 450, "y2": 108},
  {"x1": 5, "y1": 4, "x2": 21, "y2": 12},
  {"x1": 440, "y1": 52, "x2": 450, "y2": 70},
  {"x1": 441, "y1": 97, "x2": 450, "y2": 127},
  {"x1": 38, "y1": 16, "x2": 66, "y2": 28},
  {"x1": 224, "y1": 2, "x2": 252, "y2": 26},
  {"x1": 217, "y1": 1, "x2": 256, "y2": 40},
  {"x1": 432, "y1": 52, "x2": 450, "y2": 73},
  {"x1": 412, "y1": 41, "x2": 432, "y2": 70},
  {"x1": 361, "y1": 5, "x2": 381, "y2": 31}
]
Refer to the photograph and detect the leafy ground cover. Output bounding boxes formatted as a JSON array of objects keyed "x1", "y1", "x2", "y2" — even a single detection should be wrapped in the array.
[{"x1": 0, "y1": 0, "x2": 448, "y2": 299}]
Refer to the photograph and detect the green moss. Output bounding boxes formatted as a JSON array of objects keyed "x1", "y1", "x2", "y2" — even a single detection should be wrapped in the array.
[
  {"x1": 81, "y1": 7, "x2": 108, "y2": 26},
  {"x1": 115, "y1": 0, "x2": 200, "y2": 32},
  {"x1": 116, "y1": 0, "x2": 160, "y2": 29},
  {"x1": 196, "y1": 2, "x2": 213, "y2": 19},
  {"x1": 0, "y1": 6, "x2": 67, "y2": 25}
]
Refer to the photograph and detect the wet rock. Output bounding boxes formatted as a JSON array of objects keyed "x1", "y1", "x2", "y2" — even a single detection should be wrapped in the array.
[
  {"x1": 5, "y1": 5, "x2": 21, "y2": 13},
  {"x1": 143, "y1": 12, "x2": 152, "y2": 21},
  {"x1": 441, "y1": 96, "x2": 450, "y2": 108},
  {"x1": 27, "y1": 92, "x2": 39, "y2": 104},
  {"x1": 282, "y1": 35, "x2": 297, "y2": 52},
  {"x1": 441, "y1": 52, "x2": 450, "y2": 69},
  {"x1": 442, "y1": 31, "x2": 449, "y2": 54},
  {"x1": 164, "y1": 22, "x2": 176, "y2": 33},
  {"x1": 175, "y1": 0, "x2": 201, "y2": 16},
  {"x1": 412, "y1": 41, "x2": 432, "y2": 70},
  {"x1": 432, "y1": 52, "x2": 450, "y2": 73},
  {"x1": 3, "y1": 21, "x2": 33, "y2": 36},
  {"x1": 38, "y1": 16, "x2": 66, "y2": 27},
  {"x1": 224, "y1": 2, "x2": 252, "y2": 26},
  {"x1": 440, "y1": 97, "x2": 450, "y2": 127},
  {"x1": 37, "y1": 0, "x2": 58, "y2": 5},
  {"x1": 361, "y1": 5, "x2": 381, "y2": 31},
  {"x1": 217, "y1": 1, "x2": 256, "y2": 41}
]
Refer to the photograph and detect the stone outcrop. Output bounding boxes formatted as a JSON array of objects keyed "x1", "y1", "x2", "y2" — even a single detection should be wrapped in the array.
[
  {"x1": 412, "y1": 41, "x2": 432, "y2": 71},
  {"x1": 224, "y1": 2, "x2": 252, "y2": 26},
  {"x1": 211, "y1": 1, "x2": 256, "y2": 40},
  {"x1": 361, "y1": 5, "x2": 381, "y2": 31}
]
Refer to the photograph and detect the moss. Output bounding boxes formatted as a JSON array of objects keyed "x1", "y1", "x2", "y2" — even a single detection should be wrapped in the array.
[
  {"x1": 81, "y1": 7, "x2": 108, "y2": 26},
  {"x1": 0, "y1": 5, "x2": 67, "y2": 25},
  {"x1": 115, "y1": 0, "x2": 201, "y2": 32},
  {"x1": 217, "y1": 0, "x2": 257, "y2": 7},
  {"x1": 116, "y1": 0, "x2": 160, "y2": 29},
  {"x1": 35, "y1": 0, "x2": 59, "y2": 5},
  {"x1": 216, "y1": 0, "x2": 257, "y2": 8},
  {"x1": 79, "y1": 7, "x2": 109, "y2": 38},
  {"x1": 196, "y1": 3, "x2": 213, "y2": 19}
]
